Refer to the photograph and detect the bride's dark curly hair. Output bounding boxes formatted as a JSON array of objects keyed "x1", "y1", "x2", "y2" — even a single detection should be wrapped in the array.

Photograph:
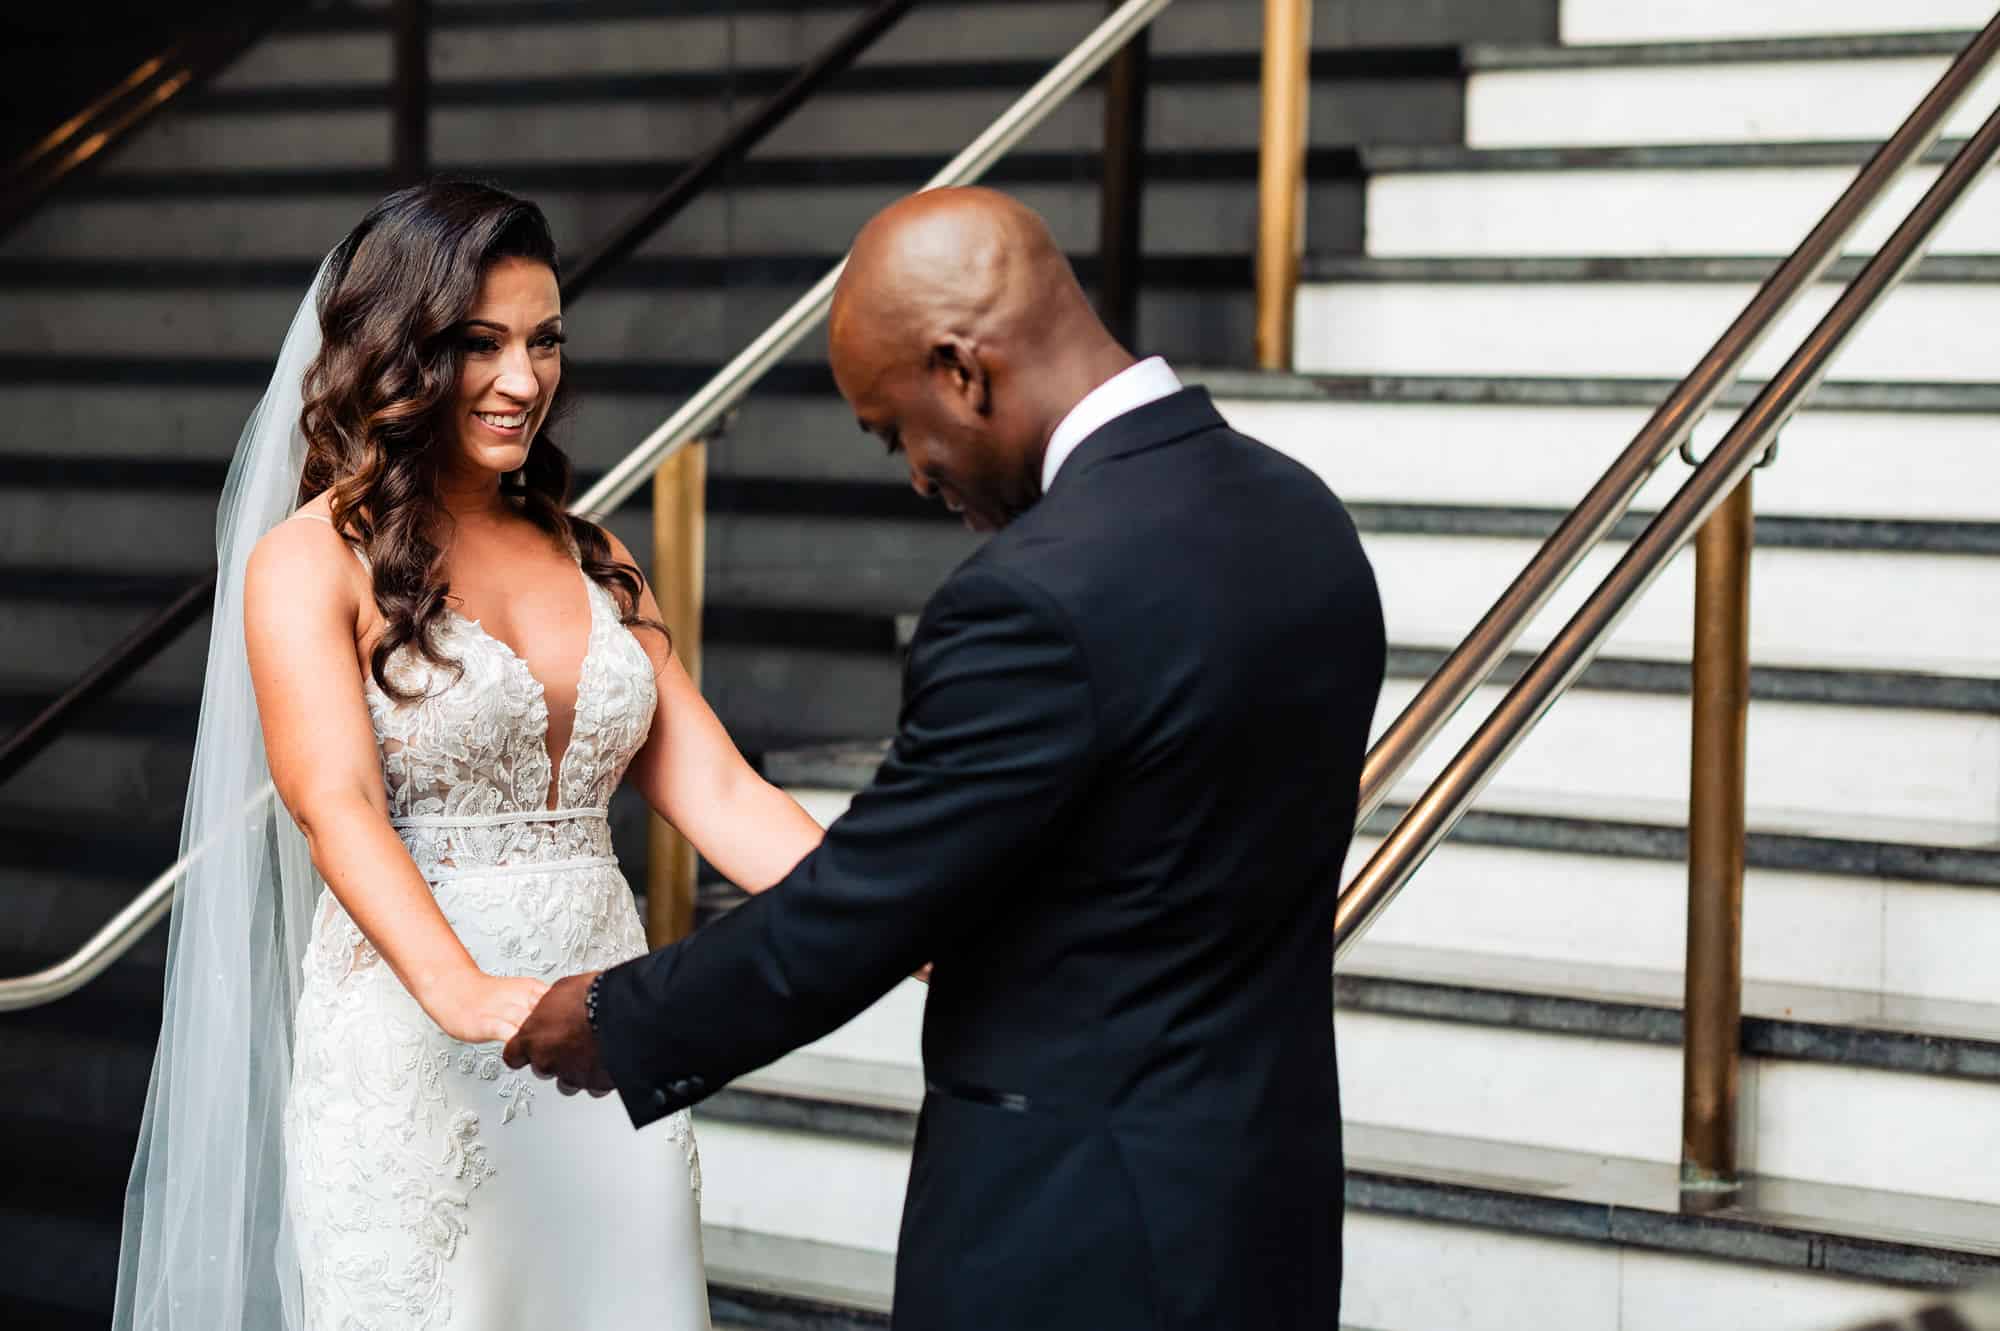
[{"x1": 298, "y1": 179, "x2": 660, "y2": 699}]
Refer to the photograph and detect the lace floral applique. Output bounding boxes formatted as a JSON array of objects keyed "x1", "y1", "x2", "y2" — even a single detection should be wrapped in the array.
[
  {"x1": 666, "y1": 1110, "x2": 702, "y2": 1207},
  {"x1": 497, "y1": 1074, "x2": 536, "y2": 1125},
  {"x1": 442, "y1": 1112, "x2": 495, "y2": 1190},
  {"x1": 286, "y1": 999, "x2": 499, "y2": 1331},
  {"x1": 287, "y1": 566, "x2": 668, "y2": 1330}
]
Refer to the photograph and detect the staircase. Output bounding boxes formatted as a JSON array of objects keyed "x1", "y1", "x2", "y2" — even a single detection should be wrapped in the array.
[
  {"x1": 3, "y1": 0, "x2": 1998, "y2": 1326},
  {"x1": 702, "y1": 2, "x2": 2000, "y2": 1328}
]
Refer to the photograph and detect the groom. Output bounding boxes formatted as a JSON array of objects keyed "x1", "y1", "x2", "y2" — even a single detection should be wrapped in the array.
[{"x1": 508, "y1": 187, "x2": 1385, "y2": 1329}]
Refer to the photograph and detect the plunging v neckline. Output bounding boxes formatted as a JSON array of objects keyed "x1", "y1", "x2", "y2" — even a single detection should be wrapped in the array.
[{"x1": 443, "y1": 563, "x2": 599, "y2": 813}]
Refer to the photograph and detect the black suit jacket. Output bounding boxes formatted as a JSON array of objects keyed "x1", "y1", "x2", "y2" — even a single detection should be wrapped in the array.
[{"x1": 596, "y1": 387, "x2": 1386, "y2": 1330}]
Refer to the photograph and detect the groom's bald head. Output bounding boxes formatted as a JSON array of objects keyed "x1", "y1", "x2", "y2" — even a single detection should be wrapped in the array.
[{"x1": 829, "y1": 188, "x2": 1133, "y2": 532}]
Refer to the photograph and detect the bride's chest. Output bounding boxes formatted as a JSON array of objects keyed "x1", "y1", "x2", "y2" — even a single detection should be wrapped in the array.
[{"x1": 361, "y1": 586, "x2": 659, "y2": 809}]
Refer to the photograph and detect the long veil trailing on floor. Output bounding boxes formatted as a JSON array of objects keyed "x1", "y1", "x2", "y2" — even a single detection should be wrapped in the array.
[{"x1": 112, "y1": 255, "x2": 336, "y2": 1331}]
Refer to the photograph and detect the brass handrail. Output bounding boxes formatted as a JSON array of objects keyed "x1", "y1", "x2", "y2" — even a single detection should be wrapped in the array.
[
  {"x1": 0, "y1": 0, "x2": 1179, "y2": 1013},
  {"x1": 1335, "y1": 92, "x2": 2000, "y2": 960},
  {"x1": 1, "y1": 8, "x2": 296, "y2": 239},
  {"x1": 1349, "y1": 13, "x2": 2000, "y2": 837}
]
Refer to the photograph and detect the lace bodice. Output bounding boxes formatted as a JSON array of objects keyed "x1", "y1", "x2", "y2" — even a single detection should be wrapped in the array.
[
  {"x1": 286, "y1": 547, "x2": 702, "y2": 1331},
  {"x1": 295, "y1": 555, "x2": 665, "y2": 983},
  {"x1": 363, "y1": 566, "x2": 659, "y2": 878}
]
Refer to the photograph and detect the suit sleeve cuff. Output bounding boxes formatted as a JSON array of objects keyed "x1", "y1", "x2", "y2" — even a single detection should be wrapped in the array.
[{"x1": 596, "y1": 950, "x2": 701, "y2": 1130}]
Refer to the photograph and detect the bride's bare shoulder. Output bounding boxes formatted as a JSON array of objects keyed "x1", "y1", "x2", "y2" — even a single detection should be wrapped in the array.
[{"x1": 246, "y1": 496, "x2": 365, "y2": 617}]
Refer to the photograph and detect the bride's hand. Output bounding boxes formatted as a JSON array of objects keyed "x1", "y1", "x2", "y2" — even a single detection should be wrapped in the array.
[{"x1": 425, "y1": 970, "x2": 552, "y2": 1045}]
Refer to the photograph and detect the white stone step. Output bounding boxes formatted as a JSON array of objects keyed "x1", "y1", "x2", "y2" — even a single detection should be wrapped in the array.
[
  {"x1": 1365, "y1": 156, "x2": 2000, "y2": 257},
  {"x1": 1362, "y1": 529, "x2": 1999, "y2": 678},
  {"x1": 1352, "y1": 829, "x2": 2000, "y2": 1007},
  {"x1": 785, "y1": 777, "x2": 2000, "y2": 1010},
  {"x1": 1215, "y1": 395, "x2": 2000, "y2": 524},
  {"x1": 1559, "y1": 0, "x2": 1997, "y2": 46},
  {"x1": 1295, "y1": 277, "x2": 2000, "y2": 382},
  {"x1": 703, "y1": 1223, "x2": 893, "y2": 1328},
  {"x1": 1336, "y1": 944, "x2": 2000, "y2": 1207},
  {"x1": 705, "y1": 947, "x2": 2000, "y2": 1213},
  {"x1": 1343, "y1": 1212, "x2": 1929, "y2": 1331},
  {"x1": 720, "y1": 805, "x2": 2000, "y2": 1206},
  {"x1": 691, "y1": 1048, "x2": 1996, "y2": 1329},
  {"x1": 1370, "y1": 673, "x2": 2000, "y2": 831},
  {"x1": 1471, "y1": 48, "x2": 2000, "y2": 149},
  {"x1": 699, "y1": 1158, "x2": 1942, "y2": 1331}
]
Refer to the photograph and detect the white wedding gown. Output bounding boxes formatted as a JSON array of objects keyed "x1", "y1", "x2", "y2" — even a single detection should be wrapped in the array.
[{"x1": 282, "y1": 536, "x2": 709, "y2": 1330}]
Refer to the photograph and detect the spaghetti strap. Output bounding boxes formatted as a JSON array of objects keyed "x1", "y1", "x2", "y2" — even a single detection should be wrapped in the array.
[{"x1": 286, "y1": 511, "x2": 369, "y2": 568}]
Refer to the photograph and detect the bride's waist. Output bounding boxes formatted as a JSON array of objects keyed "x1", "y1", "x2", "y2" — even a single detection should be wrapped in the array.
[{"x1": 391, "y1": 806, "x2": 616, "y2": 881}]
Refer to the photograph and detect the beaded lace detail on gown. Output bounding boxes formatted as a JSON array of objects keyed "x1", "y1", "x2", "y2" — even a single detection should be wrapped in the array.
[{"x1": 281, "y1": 522, "x2": 707, "y2": 1331}]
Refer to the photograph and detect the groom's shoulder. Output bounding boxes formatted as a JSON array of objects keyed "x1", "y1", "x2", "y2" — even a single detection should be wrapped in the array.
[{"x1": 910, "y1": 513, "x2": 1084, "y2": 633}]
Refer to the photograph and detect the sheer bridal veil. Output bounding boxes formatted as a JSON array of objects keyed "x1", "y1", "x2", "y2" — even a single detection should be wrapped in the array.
[{"x1": 112, "y1": 256, "x2": 334, "y2": 1331}]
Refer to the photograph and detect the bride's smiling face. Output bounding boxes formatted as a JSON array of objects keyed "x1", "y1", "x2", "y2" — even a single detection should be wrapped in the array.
[{"x1": 446, "y1": 255, "x2": 564, "y2": 477}]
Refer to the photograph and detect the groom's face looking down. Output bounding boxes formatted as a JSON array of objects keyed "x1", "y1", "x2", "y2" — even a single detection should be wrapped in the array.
[{"x1": 829, "y1": 188, "x2": 1136, "y2": 533}]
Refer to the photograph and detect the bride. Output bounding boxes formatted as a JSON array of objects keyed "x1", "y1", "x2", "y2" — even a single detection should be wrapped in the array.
[{"x1": 113, "y1": 180, "x2": 827, "y2": 1330}]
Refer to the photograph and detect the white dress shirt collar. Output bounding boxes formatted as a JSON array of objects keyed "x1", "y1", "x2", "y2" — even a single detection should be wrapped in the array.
[{"x1": 1039, "y1": 356, "x2": 1184, "y2": 494}]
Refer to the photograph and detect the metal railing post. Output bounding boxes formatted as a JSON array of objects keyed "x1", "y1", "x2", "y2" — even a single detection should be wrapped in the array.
[
  {"x1": 391, "y1": 0, "x2": 430, "y2": 186},
  {"x1": 1682, "y1": 476, "x2": 1754, "y2": 1188},
  {"x1": 1097, "y1": 0, "x2": 1151, "y2": 348},
  {"x1": 1254, "y1": 0, "x2": 1311, "y2": 370},
  {"x1": 648, "y1": 442, "x2": 708, "y2": 947}
]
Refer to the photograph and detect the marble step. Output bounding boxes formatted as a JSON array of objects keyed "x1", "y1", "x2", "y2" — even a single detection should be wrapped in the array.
[
  {"x1": 725, "y1": 782, "x2": 2000, "y2": 1189},
  {"x1": 1215, "y1": 358, "x2": 2000, "y2": 527},
  {"x1": 691, "y1": 922, "x2": 2000, "y2": 1209},
  {"x1": 1464, "y1": 31, "x2": 1997, "y2": 148},
  {"x1": 1557, "y1": 0, "x2": 1997, "y2": 46},
  {"x1": 691, "y1": 1047, "x2": 1998, "y2": 1331},
  {"x1": 757, "y1": 740, "x2": 2000, "y2": 1021},
  {"x1": 1363, "y1": 141, "x2": 1999, "y2": 258},
  {"x1": 1293, "y1": 277, "x2": 2000, "y2": 383}
]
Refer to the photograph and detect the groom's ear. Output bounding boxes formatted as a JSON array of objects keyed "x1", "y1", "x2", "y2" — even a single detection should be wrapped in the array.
[{"x1": 928, "y1": 336, "x2": 991, "y2": 417}]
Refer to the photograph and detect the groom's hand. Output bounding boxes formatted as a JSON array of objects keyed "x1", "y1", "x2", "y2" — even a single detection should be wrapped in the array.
[{"x1": 503, "y1": 971, "x2": 615, "y2": 1097}]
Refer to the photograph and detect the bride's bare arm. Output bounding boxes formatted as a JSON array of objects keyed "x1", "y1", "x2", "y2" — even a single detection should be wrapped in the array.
[
  {"x1": 610, "y1": 533, "x2": 825, "y2": 894},
  {"x1": 244, "y1": 520, "x2": 549, "y2": 1043}
]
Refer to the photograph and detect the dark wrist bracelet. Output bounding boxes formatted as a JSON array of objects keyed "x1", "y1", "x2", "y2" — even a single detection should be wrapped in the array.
[{"x1": 584, "y1": 972, "x2": 605, "y2": 1034}]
